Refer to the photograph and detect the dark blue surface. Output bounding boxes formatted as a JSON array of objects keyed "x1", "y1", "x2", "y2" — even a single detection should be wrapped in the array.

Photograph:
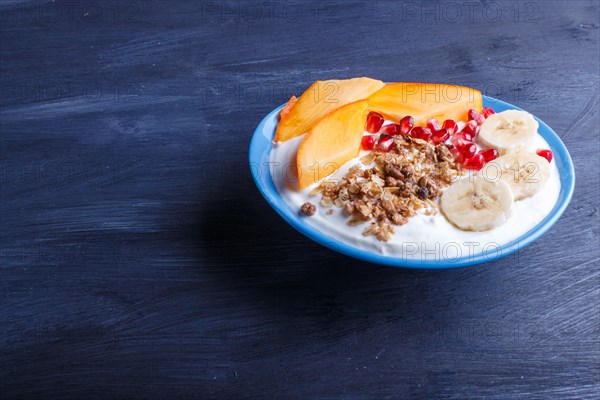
[
  {"x1": 1, "y1": 1, "x2": 599, "y2": 399},
  {"x1": 250, "y1": 96, "x2": 576, "y2": 268}
]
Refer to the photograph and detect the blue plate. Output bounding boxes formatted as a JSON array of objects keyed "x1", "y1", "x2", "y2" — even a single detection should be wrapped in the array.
[{"x1": 249, "y1": 96, "x2": 575, "y2": 268}]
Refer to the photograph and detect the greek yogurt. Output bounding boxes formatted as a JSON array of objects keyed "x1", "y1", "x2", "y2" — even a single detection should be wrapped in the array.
[{"x1": 269, "y1": 125, "x2": 561, "y2": 261}]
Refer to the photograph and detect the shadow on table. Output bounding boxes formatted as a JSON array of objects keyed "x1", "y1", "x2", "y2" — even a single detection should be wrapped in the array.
[
  {"x1": 173, "y1": 176, "x2": 506, "y2": 400},
  {"x1": 186, "y1": 174, "x2": 486, "y2": 321}
]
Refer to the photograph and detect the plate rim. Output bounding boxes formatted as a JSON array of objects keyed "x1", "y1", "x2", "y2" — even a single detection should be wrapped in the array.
[{"x1": 249, "y1": 95, "x2": 575, "y2": 269}]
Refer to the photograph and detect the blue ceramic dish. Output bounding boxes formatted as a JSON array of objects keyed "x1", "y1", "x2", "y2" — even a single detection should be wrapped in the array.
[{"x1": 249, "y1": 96, "x2": 575, "y2": 268}]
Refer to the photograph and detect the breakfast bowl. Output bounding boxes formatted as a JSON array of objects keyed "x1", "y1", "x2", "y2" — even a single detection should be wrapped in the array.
[{"x1": 249, "y1": 80, "x2": 575, "y2": 268}]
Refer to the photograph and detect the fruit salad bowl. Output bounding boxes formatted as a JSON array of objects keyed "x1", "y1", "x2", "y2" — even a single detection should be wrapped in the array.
[{"x1": 249, "y1": 92, "x2": 575, "y2": 269}]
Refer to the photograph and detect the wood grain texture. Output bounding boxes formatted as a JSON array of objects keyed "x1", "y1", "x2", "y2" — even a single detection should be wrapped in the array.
[{"x1": 1, "y1": 0, "x2": 599, "y2": 399}]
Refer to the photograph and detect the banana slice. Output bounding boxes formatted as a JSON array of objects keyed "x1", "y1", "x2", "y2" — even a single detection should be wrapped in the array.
[
  {"x1": 478, "y1": 110, "x2": 538, "y2": 154},
  {"x1": 481, "y1": 152, "x2": 550, "y2": 201},
  {"x1": 441, "y1": 175, "x2": 514, "y2": 231}
]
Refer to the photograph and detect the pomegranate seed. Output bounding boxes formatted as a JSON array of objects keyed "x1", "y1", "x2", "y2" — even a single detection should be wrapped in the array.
[
  {"x1": 410, "y1": 126, "x2": 432, "y2": 141},
  {"x1": 448, "y1": 145, "x2": 463, "y2": 163},
  {"x1": 380, "y1": 123, "x2": 401, "y2": 136},
  {"x1": 536, "y1": 149, "x2": 553, "y2": 163},
  {"x1": 365, "y1": 112, "x2": 384, "y2": 133},
  {"x1": 462, "y1": 120, "x2": 479, "y2": 135},
  {"x1": 463, "y1": 153, "x2": 485, "y2": 170},
  {"x1": 399, "y1": 116, "x2": 414, "y2": 137},
  {"x1": 442, "y1": 119, "x2": 458, "y2": 135},
  {"x1": 450, "y1": 131, "x2": 473, "y2": 144},
  {"x1": 468, "y1": 109, "x2": 485, "y2": 125},
  {"x1": 361, "y1": 135, "x2": 377, "y2": 150},
  {"x1": 375, "y1": 134, "x2": 394, "y2": 152},
  {"x1": 431, "y1": 129, "x2": 450, "y2": 144},
  {"x1": 455, "y1": 138, "x2": 476, "y2": 159},
  {"x1": 482, "y1": 107, "x2": 495, "y2": 118},
  {"x1": 427, "y1": 118, "x2": 442, "y2": 132},
  {"x1": 479, "y1": 148, "x2": 499, "y2": 162}
]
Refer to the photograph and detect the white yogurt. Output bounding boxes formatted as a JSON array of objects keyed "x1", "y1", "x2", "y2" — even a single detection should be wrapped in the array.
[{"x1": 269, "y1": 126, "x2": 561, "y2": 261}]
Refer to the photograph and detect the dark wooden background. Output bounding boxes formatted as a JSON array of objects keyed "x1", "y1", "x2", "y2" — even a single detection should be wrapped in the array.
[{"x1": 1, "y1": 1, "x2": 599, "y2": 399}]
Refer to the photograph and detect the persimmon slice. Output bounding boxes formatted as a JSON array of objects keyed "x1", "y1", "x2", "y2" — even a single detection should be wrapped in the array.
[
  {"x1": 367, "y1": 83, "x2": 482, "y2": 126},
  {"x1": 296, "y1": 100, "x2": 369, "y2": 190},
  {"x1": 275, "y1": 77, "x2": 384, "y2": 142},
  {"x1": 279, "y1": 95, "x2": 297, "y2": 120}
]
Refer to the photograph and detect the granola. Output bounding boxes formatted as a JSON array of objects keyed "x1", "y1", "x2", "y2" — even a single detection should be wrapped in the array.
[
  {"x1": 300, "y1": 202, "x2": 317, "y2": 216},
  {"x1": 310, "y1": 136, "x2": 462, "y2": 241}
]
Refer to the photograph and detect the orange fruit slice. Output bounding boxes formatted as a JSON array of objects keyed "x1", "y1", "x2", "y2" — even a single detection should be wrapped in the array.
[
  {"x1": 296, "y1": 100, "x2": 369, "y2": 190},
  {"x1": 275, "y1": 77, "x2": 384, "y2": 142},
  {"x1": 367, "y1": 83, "x2": 482, "y2": 126}
]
